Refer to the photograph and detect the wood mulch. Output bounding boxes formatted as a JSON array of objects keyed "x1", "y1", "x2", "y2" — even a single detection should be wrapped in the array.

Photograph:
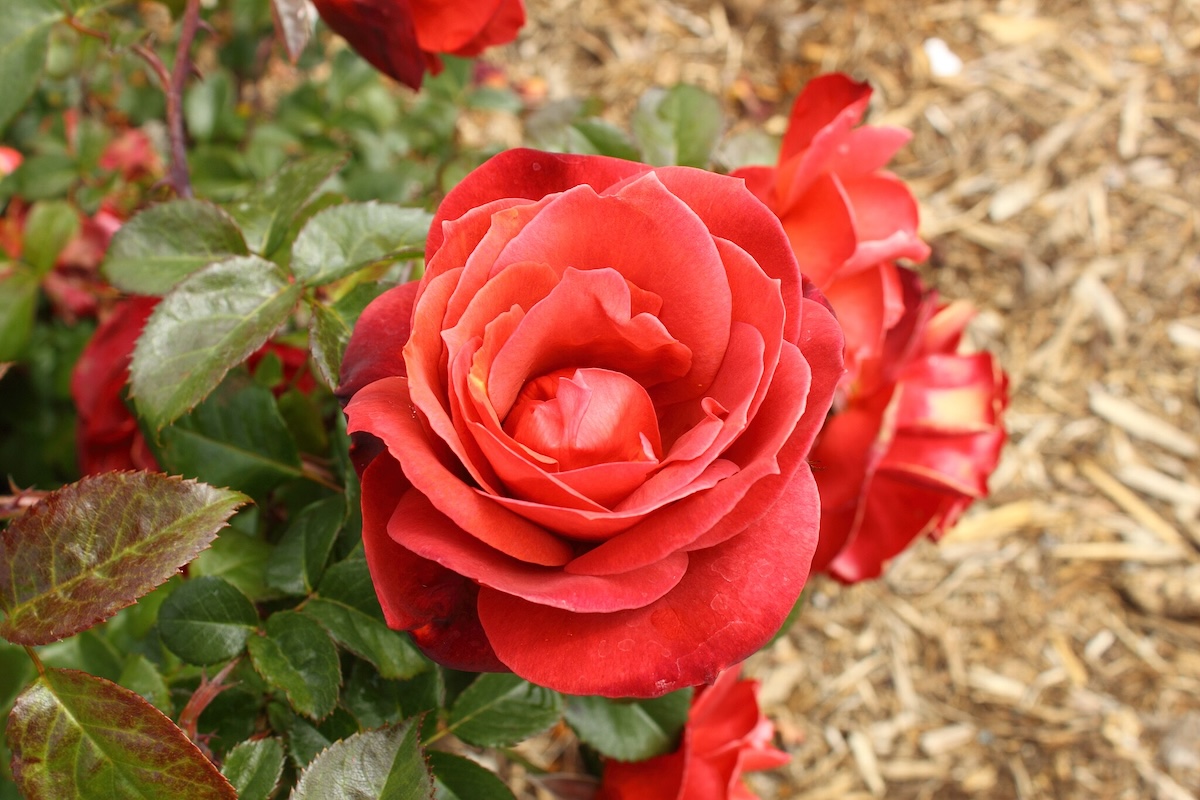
[{"x1": 484, "y1": 1, "x2": 1200, "y2": 797}]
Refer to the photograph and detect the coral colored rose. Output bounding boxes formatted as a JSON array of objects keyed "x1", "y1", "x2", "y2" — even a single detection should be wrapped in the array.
[
  {"x1": 72, "y1": 298, "x2": 316, "y2": 475},
  {"x1": 732, "y1": 73, "x2": 931, "y2": 388},
  {"x1": 597, "y1": 667, "x2": 789, "y2": 800},
  {"x1": 808, "y1": 268, "x2": 1008, "y2": 582},
  {"x1": 339, "y1": 148, "x2": 844, "y2": 697},
  {"x1": 312, "y1": 0, "x2": 525, "y2": 90}
]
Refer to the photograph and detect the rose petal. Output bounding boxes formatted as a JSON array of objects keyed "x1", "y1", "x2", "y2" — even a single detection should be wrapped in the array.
[
  {"x1": 359, "y1": 453, "x2": 504, "y2": 670},
  {"x1": 390, "y1": 488, "x2": 689, "y2": 612},
  {"x1": 779, "y1": 73, "x2": 872, "y2": 164},
  {"x1": 345, "y1": 375, "x2": 576, "y2": 565},
  {"x1": 337, "y1": 280, "x2": 419, "y2": 399},
  {"x1": 477, "y1": 462, "x2": 819, "y2": 697},
  {"x1": 778, "y1": 173, "x2": 857, "y2": 289}
]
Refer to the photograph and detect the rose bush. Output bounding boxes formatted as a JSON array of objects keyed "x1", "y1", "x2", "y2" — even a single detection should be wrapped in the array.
[
  {"x1": 597, "y1": 667, "x2": 789, "y2": 800},
  {"x1": 340, "y1": 148, "x2": 843, "y2": 697},
  {"x1": 809, "y1": 270, "x2": 1008, "y2": 582},
  {"x1": 311, "y1": 0, "x2": 526, "y2": 89}
]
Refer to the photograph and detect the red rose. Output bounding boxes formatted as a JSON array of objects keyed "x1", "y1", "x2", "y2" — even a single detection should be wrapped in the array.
[
  {"x1": 340, "y1": 148, "x2": 843, "y2": 697},
  {"x1": 732, "y1": 73, "x2": 931, "y2": 389},
  {"x1": 72, "y1": 298, "x2": 316, "y2": 476},
  {"x1": 71, "y1": 296, "x2": 161, "y2": 475},
  {"x1": 311, "y1": 0, "x2": 525, "y2": 90},
  {"x1": 809, "y1": 269, "x2": 1009, "y2": 582},
  {"x1": 597, "y1": 667, "x2": 789, "y2": 800}
]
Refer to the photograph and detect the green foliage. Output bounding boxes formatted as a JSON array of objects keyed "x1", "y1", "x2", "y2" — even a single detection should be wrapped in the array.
[
  {"x1": 7, "y1": 668, "x2": 237, "y2": 799},
  {"x1": 102, "y1": 200, "x2": 249, "y2": 295},
  {"x1": 290, "y1": 718, "x2": 434, "y2": 800},
  {"x1": 0, "y1": 472, "x2": 246, "y2": 645},
  {"x1": 21, "y1": 200, "x2": 78, "y2": 276},
  {"x1": 291, "y1": 202, "x2": 431, "y2": 286},
  {"x1": 221, "y1": 738, "x2": 285, "y2": 800},
  {"x1": 564, "y1": 690, "x2": 693, "y2": 761},
  {"x1": 157, "y1": 575, "x2": 259, "y2": 665},
  {"x1": 429, "y1": 752, "x2": 516, "y2": 800},
  {"x1": 225, "y1": 152, "x2": 347, "y2": 256},
  {"x1": 130, "y1": 256, "x2": 304, "y2": 430},
  {"x1": 632, "y1": 84, "x2": 724, "y2": 168},
  {"x1": 0, "y1": 267, "x2": 38, "y2": 361},
  {"x1": 248, "y1": 610, "x2": 341, "y2": 720},
  {"x1": 446, "y1": 674, "x2": 563, "y2": 748},
  {"x1": 0, "y1": 0, "x2": 62, "y2": 131},
  {"x1": 265, "y1": 495, "x2": 346, "y2": 595}
]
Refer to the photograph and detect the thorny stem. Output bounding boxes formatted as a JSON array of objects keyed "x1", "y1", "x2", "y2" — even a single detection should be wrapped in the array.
[
  {"x1": 164, "y1": 0, "x2": 203, "y2": 199},
  {"x1": 64, "y1": 0, "x2": 204, "y2": 199},
  {"x1": 178, "y1": 658, "x2": 241, "y2": 753}
]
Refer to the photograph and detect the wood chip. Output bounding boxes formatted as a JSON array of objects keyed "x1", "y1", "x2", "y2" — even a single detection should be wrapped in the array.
[{"x1": 1088, "y1": 389, "x2": 1199, "y2": 459}]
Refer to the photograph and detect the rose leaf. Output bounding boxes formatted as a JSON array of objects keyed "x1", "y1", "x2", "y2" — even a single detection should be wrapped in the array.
[
  {"x1": 21, "y1": 200, "x2": 79, "y2": 277},
  {"x1": 130, "y1": 255, "x2": 303, "y2": 431},
  {"x1": 429, "y1": 751, "x2": 515, "y2": 800},
  {"x1": 157, "y1": 576, "x2": 259, "y2": 666},
  {"x1": 446, "y1": 674, "x2": 563, "y2": 748},
  {"x1": 265, "y1": 495, "x2": 346, "y2": 596},
  {"x1": 248, "y1": 610, "x2": 340, "y2": 720},
  {"x1": 221, "y1": 737, "x2": 285, "y2": 800},
  {"x1": 0, "y1": 0, "x2": 62, "y2": 131},
  {"x1": 224, "y1": 152, "x2": 348, "y2": 257},
  {"x1": 0, "y1": 265, "x2": 37, "y2": 361},
  {"x1": 0, "y1": 472, "x2": 247, "y2": 646},
  {"x1": 631, "y1": 84, "x2": 724, "y2": 168},
  {"x1": 291, "y1": 202, "x2": 430, "y2": 286},
  {"x1": 308, "y1": 281, "x2": 391, "y2": 391},
  {"x1": 290, "y1": 718, "x2": 434, "y2": 800},
  {"x1": 102, "y1": 199, "x2": 249, "y2": 295},
  {"x1": 7, "y1": 667, "x2": 237, "y2": 799},
  {"x1": 563, "y1": 689, "x2": 693, "y2": 762}
]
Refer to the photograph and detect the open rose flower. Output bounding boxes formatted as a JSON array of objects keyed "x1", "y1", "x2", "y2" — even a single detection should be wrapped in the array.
[
  {"x1": 597, "y1": 667, "x2": 789, "y2": 800},
  {"x1": 312, "y1": 0, "x2": 525, "y2": 90},
  {"x1": 809, "y1": 269, "x2": 1008, "y2": 582},
  {"x1": 732, "y1": 73, "x2": 931, "y2": 387},
  {"x1": 339, "y1": 148, "x2": 843, "y2": 697}
]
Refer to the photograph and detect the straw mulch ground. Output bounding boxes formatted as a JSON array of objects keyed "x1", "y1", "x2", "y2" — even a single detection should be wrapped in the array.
[{"x1": 487, "y1": 1, "x2": 1200, "y2": 798}]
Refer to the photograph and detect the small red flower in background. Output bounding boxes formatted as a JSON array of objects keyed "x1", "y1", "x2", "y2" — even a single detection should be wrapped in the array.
[
  {"x1": 311, "y1": 0, "x2": 526, "y2": 90},
  {"x1": 597, "y1": 668, "x2": 789, "y2": 800},
  {"x1": 735, "y1": 73, "x2": 1009, "y2": 581},
  {"x1": 71, "y1": 298, "x2": 316, "y2": 476},
  {"x1": 808, "y1": 269, "x2": 1008, "y2": 582},
  {"x1": 0, "y1": 146, "x2": 21, "y2": 176}
]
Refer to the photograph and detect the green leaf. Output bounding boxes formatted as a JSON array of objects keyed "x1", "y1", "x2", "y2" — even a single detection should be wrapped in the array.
[
  {"x1": 225, "y1": 153, "x2": 347, "y2": 256},
  {"x1": 341, "y1": 659, "x2": 407, "y2": 730},
  {"x1": 117, "y1": 654, "x2": 173, "y2": 716},
  {"x1": 248, "y1": 610, "x2": 340, "y2": 720},
  {"x1": 191, "y1": 525, "x2": 276, "y2": 602},
  {"x1": 102, "y1": 200, "x2": 249, "y2": 295},
  {"x1": 446, "y1": 674, "x2": 562, "y2": 748},
  {"x1": 130, "y1": 255, "x2": 304, "y2": 430},
  {"x1": 303, "y1": 598, "x2": 426, "y2": 681},
  {"x1": 7, "y1": 667, "x2": 237, "y2": 799},
  {"x1": 0, "y1": 473, "x2": 247, "y2": 646},
  {"x1": 21, "y1": 200, "x2": 79, "y2": 276},
  {"x1": 157, "y1": 575, "x2": 259, "y2": 665},
  {"x1": 563, "y1": 690, "x2": 693, "y2": 762},
  {"x1": 0, "y1": 265, "x2": 37, "y2": 361},
  {"x1": 429, "y1": 752, "x2": 514, "y2": 800},
  {"x1": 307, "y1": 281, "x2": 390, "y2": 390},
  {"x1": 157, "y1": 372, "x2": 304, "y2": 500},
  {"x1": 631, "y1": 84, "x2": 724, "y2": 168},
  {"x1": 570, "y1": 119, "x2": 641, "y2": 161},
  {"x1": 222, "y1": 738, "x2": 284, "y2": 800},
  {"x1": 291, "y1": 202, "x2": 430, "y2": 286},
  {"x1": 266, "y1": 496, "x2": 345, "y2": 596},
  {"x1": 0, "y1": 0, "x2": 62, "y2": 132},
  {"x1": 290, "y1": 718, "x2": 434, "y2": 800}
]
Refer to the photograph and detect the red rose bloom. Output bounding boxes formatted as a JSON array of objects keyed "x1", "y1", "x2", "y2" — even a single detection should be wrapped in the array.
[
  {"x1": 312, "y1": 0, "x2": 525, "y2": 90},
  {"x1": 340, "y1": 149, "x2": 843, "y2": 697},
  {"x1": 809, "y1": 269, "x2": 1009, "y2": 582},
  {"x1": 597, "y1": 667, "x2": 789, "y2": 800}
]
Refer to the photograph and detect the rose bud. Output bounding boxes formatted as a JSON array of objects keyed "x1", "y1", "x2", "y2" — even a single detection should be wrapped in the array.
[{"x1": 339, "y1": 149, "x2": 844, "y2": 697}]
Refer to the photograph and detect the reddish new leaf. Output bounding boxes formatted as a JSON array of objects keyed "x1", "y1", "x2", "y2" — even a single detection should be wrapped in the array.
[
  {"x1": 0, "y1": 472, "x2": 248, "y2": 645},
  {"x1": 7, "y1": 667, "x2": 237, "y2": 799}
]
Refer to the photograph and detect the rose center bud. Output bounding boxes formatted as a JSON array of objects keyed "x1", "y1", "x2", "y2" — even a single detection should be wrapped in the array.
[{"x1": 503, "y1": 367, "x2": 663, "y2": 471}]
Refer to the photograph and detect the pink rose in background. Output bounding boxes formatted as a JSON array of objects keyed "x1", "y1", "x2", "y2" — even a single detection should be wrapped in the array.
[
  {"x1": 597, "y1": 667, "x2": 789, "y2": 800},
  {"x1": 737, "y1": 74, "x2": 1009, "y2": 581},
  {"x1": 0, "y1": 146, "x2": 22, "y2": 176},
  {"x1": 312, "y1": 0, "x2": 526, "y2": 90},
  {"x1": 340, "y1": 148, "x2": 843, "y2": 697}
]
